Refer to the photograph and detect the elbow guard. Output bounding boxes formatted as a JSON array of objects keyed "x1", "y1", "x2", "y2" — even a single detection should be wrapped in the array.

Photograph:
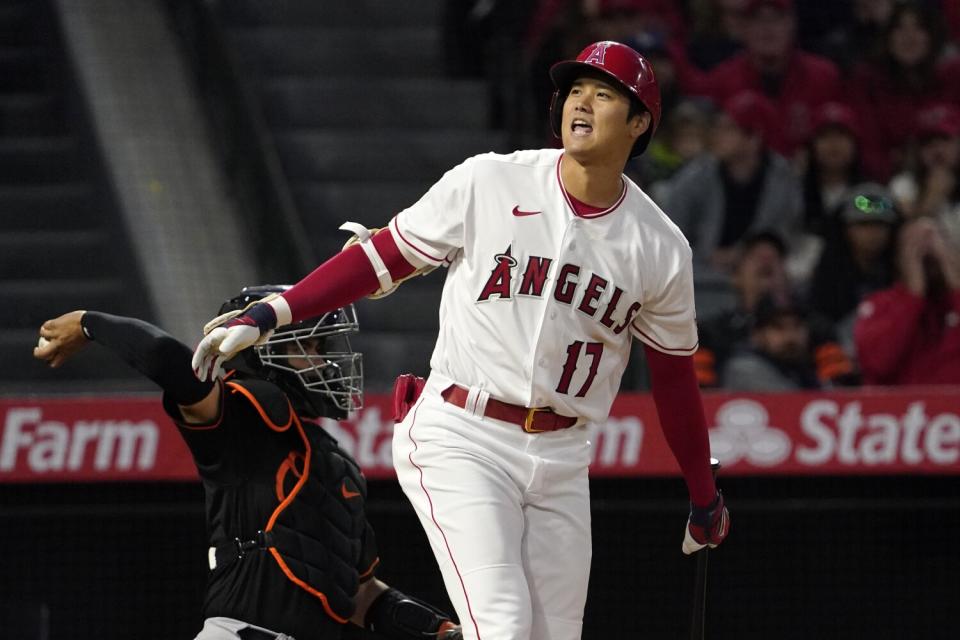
[
  {"x1": 364, "y1": 588, "x2": 460, "y2": 639},
  {"x1": 339, "y1": 222, "x2": 435, "y2": 299}
]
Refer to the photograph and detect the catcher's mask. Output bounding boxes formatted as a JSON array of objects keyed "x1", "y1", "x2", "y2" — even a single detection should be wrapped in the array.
[{"x1": 218, "y1": 285, "x2": 363, "y2": 419}]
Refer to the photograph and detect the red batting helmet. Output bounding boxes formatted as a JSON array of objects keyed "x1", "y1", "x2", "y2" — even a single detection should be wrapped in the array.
[{"x1": 549, "y1": 41, "x2": 662, "y2": 157}]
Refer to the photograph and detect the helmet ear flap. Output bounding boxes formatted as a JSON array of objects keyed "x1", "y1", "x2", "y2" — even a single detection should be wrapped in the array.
[{"x1": 549, "y1": 88, "x2": 565, "y2": 140}]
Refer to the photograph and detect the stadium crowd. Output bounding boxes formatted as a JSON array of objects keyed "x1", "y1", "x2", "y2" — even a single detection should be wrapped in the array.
[{"x1": 446, "y1": 0, "x2": 960, "y2": 390}]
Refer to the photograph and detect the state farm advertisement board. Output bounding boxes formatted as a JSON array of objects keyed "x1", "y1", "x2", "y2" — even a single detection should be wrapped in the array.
[{"x1": 1, "y1": 388, "x2": 958, "y2": 482}]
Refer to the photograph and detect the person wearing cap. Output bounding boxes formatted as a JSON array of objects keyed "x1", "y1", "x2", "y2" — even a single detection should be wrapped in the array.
[
  {"x1": 190, "y1": 40, "x2": 730, "y2": 639},
  {"x1": 663, "y1": 89, "x2": 802, "y2": 277},
  {"x1": 721, "y1": 293, "x2": 855, "y2": 390},
  {"x1": 808, "y1": 183, "x2": 899, "y2": 354},
  {"x1": 673, "y1": 0, "x2": 842, "y2": 157},
  {"x1": 854, "y1": 216, "x2": 960, "y2": 385},
  {"x1": 696, "y1": 231, "x2": 854, "y2": 388},
  {"x1": 889, "y1": 103, "x2": 960, "y2": 220}
]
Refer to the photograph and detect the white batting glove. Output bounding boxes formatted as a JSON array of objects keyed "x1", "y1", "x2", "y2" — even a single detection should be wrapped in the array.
[{"x1": 192, "y1": 323, "x2": 268, "y2": 381}]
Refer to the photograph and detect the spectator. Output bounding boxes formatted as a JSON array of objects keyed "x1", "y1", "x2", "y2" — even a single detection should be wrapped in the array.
[
  {"x1": 889, "y1": 103, "x2": 960, "y2": 220},
  {"x1": 847, "y1": 2, "x2": 960, "y2": 180},
  {"x1": 788, "y1": 101, "x2": 867, "y2": 285},
  {"x1": 663, "y1": 89, "x2": 802, "y2": 276},
  {"x1": 800, "y1": 102, "x2": 866, "y2": 237},
  {"x1": 808, "y1": 183, "x2": 899, "y2": 352},
  {"x1": 696, "y1": 231, "x2": 793, "y2": 386},
  {"x1": 721, "y1": 294, "x2": 855, "y2": 390},
  {"x1": 812, "y1": 0, "x2": 895, "y2": 72},
  {"x1": 684, "y1": 0, "x2": 748, "y2": 71},
  {"x1": 854, "y1": 216, "x2": 960, "y2": 385},
  {"x1": 633, "y1": 98, "x2": 713, "y2": 194},
  {"x1": 675, "y1": 0, "x2": 842, "y2": 157},
  {"x1": 696, "y1": 231, "x2": 854, "y2": 387}
]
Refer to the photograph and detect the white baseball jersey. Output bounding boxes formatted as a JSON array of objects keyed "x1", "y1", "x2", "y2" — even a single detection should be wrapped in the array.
[{"x1": 390, "y1": 148, "x2": 698, "y2": 424}]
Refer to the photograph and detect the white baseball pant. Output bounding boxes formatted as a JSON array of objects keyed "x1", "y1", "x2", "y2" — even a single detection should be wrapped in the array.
[{"x1": 393, "y1": 372, "x2": 593, "y2": 640}]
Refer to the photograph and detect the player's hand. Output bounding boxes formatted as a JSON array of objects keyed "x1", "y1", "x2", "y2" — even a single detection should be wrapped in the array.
[
  {"x1": 33, "y1": 310, "x2": 90, "y2": 368},
  {"x1": 438, "y1": 621, "x2": 463, "y2": 640},
  {"x1": 682, "y1": 492, "x2": 730, "y2": 555},
  {"x1": 191, "y1": 315, "x2": 270, "y2": 381}
]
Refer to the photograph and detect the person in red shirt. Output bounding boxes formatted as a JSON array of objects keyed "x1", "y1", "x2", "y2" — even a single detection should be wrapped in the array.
[
  {"x1": 674, "y1": 0, "x2": 841, "y2": 157},
  {"x1": 854, "y1": 217, "x2": 960, "y2": 385},
  {"x1": 846, "y1": 2, "x2": 960, "y2": 180}
]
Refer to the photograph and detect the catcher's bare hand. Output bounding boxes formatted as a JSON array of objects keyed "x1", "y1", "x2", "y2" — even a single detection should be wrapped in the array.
[{"x1": 33, "y1": 310, "x2": 89, "y2": 368}]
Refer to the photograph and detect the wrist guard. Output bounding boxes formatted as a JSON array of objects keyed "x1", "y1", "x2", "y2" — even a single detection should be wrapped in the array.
[{"x1": 365, "y1": 588, "x2": 459, "y2": 639}]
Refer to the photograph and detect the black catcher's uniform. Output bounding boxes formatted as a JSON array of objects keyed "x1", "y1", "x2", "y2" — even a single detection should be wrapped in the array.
[
  {"x1": 74, "y1": 291, "x2": 460, "y2": 640},
  {"x1": 163, "y1": 378, "x2": 378, "y2": 640}
]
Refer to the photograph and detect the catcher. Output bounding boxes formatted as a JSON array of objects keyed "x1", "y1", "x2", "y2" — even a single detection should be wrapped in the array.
[{"x1": 33, "y1": 286, "x2": 461, "y2": 640}]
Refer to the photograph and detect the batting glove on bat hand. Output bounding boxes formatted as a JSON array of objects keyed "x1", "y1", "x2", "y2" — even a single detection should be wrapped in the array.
[
  {"x1": 191, "y1": 297, "x2": 281, "y2": 381},
  {"x1": 682, "y1": 492, "x2": 730, "y2": 555}
]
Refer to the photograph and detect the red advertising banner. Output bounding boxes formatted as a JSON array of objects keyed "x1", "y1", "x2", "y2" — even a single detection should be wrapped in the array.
[{"x1": 1, "y1": 388, "x2": 958, "y2": 482}]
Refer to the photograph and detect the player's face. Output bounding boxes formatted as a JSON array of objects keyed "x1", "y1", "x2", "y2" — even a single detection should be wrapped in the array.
[
  {"x1": 561, "y1": 76, "x2": 647, "y2": 162},
  {"x1": 281, "y1": 337, "x2": 327, "y2": 372}
]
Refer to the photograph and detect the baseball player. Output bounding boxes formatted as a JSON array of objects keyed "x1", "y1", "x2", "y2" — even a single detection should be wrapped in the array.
[
  {"x1": 34, "y1": 287, "x2": 462, "y2": 640},
  {"x1": 193, "y1": 42, "x2": 730, "y2": 639}
]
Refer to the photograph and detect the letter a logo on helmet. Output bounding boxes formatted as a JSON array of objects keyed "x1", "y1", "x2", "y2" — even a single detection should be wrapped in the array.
[
  {"x1": 548, "y1": 40, "x2": 661, "y2": 158},
  {"x1": 582, "y1": 42, "x2": 610, "y2": 65}
]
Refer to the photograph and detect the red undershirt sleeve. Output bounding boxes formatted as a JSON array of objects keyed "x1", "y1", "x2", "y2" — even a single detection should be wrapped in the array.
[
  {"x1": 282, "y1": 230, "x2": 417, "y2": 324},
  {"x1": 643, "y1": 344, "x2": 717, "y2": 507}
]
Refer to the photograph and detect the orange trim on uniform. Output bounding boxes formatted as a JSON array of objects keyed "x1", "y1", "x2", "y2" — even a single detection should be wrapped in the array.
[
  {"x1": 265, "y1": 410, "x2": 351, "y2": 623},
  {"x1": 275, "y1": 451, "x2": 305, "y2": 503},
  {"x1": 227, "y1": 381, "x2": 348, "y2": 621},
  {"x1": 359, "y1": 557, "x2": 380, "y2": 581},
  {"x1": 226, "y1": 381, "x2": 294, "y2": 432},
  {"x1": 268, "y1": 547, "x2": 350, "y2": 624}
]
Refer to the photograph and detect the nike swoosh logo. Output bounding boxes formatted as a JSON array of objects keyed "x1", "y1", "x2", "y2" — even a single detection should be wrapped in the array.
[
  {"x1": 341, "y1": 482, "x2": 361, "y2": 499},
  {"x1": 512, "y1": 205, "x2": 541, "y2": 217}
]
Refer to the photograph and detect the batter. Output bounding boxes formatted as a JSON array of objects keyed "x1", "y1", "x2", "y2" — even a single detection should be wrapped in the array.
[{"x1": 194, "y1": 41, "x2": 731, "y2": 640}]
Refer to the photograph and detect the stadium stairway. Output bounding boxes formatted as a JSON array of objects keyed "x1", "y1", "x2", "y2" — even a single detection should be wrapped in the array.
[
  {"x1": 213, "y1": 0, "x2": 508, "y2": 390},
  {"x1": 0, "y1": 1, "x2": 152, "y2": 392}
]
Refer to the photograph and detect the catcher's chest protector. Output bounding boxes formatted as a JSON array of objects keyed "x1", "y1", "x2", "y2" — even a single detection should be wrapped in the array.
[{"x1": 228, "y1": 380, "x2": 370, "y2": 623}]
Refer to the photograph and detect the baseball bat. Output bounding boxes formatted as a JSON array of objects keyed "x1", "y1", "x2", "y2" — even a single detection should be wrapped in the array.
[{"x1": 690, "y1": 457, "x2": 721, "y2": 640}]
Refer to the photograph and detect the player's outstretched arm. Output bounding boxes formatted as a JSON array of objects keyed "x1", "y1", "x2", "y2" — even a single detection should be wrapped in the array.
[
  {"x1": 34, "y1": 310, "x2": 219, "y2": 423},
  {"x1": 193, "y1": 228, "x2": 419, "y2": 381},
  {"x1": 351, "y1": 578, "x2": 462, "y2": 639},
  {"x1": 644, "y1": 344, "x2": 730, "y2": 554}
]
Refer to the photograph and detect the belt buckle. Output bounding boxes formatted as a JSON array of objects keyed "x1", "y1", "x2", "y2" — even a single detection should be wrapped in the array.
[{"x1": 523, "y1": 407, "x2": 548, "y2": 433}]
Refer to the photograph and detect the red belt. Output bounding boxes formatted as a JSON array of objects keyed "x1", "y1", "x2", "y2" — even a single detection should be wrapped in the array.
[{"x1": 441, "y1": 385, "x2": 578, "y2": 433}]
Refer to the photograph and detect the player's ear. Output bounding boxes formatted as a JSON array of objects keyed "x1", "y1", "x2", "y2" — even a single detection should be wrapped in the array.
[{"x1": 628, "y1": 111, "x2": 651, "y2": 141}]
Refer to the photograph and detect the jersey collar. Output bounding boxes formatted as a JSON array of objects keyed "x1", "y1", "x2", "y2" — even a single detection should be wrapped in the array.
[{"x1": 556, "y1": 153, "x2": 627, "y2": 219}]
